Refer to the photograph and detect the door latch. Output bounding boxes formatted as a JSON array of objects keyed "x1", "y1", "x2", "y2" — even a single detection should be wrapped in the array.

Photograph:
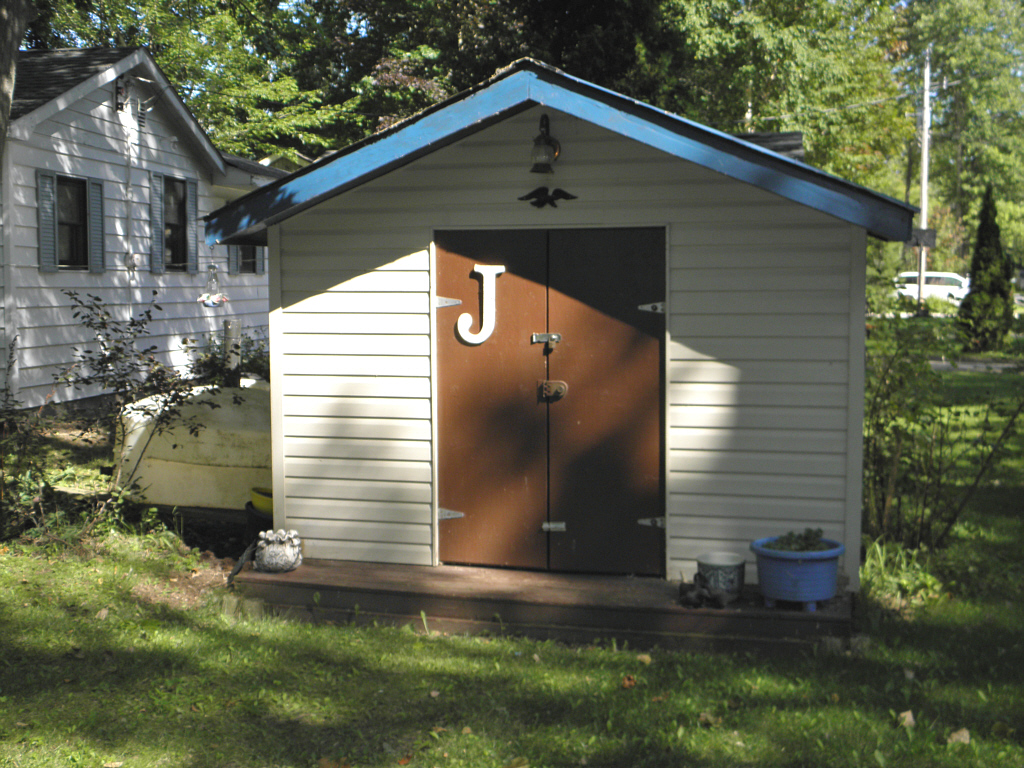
[
  {"x1": 540, "y1": 380, "x2": 568, "y2": 402},
  {"x1": 531, "y1": 332, "x2": 562, "y2": 352}
]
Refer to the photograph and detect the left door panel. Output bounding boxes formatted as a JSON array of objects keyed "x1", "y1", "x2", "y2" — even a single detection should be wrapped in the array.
[{"x1": 436, "y1": 230, "x2": 549, "y2": 568}]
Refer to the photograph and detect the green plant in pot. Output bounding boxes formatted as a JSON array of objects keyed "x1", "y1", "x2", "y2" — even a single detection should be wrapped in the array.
[{"x1": 750, "y1": 528, "x2": 845, "y2": 612}]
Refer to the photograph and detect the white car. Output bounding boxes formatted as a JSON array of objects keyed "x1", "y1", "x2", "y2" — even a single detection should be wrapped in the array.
[{"x1": 895, "y1": 271, "x2": 970, "y2": 303}]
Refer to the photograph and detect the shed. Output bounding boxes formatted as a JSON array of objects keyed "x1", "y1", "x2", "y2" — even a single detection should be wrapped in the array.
[{"x1": 206, "y1": 60, "x2": 915, "y2": 590}]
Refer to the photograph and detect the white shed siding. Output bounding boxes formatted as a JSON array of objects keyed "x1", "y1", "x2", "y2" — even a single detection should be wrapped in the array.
[
  {"x1": 272, "y1": 107, "x2": 864, "y2": 582},
  {"x1": 6, "y1": 77, "x2": 268, "y2": 407}
]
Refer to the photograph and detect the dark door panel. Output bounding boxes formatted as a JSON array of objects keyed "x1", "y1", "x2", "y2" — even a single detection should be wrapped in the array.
[
  {"x1": 437, "y1": 229, "x2": 665, "y2": 575},
  {"x1": 546, "y1": 229, "x2": 665, "y2": 575},
  {"x1": 437, "y1": 230, "x2": 549, "y2": 568}
]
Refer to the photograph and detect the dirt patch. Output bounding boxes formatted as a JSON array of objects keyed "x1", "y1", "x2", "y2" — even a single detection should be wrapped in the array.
[{"x1": 129, "y1": 551, "x2": 234, "y2": 610}]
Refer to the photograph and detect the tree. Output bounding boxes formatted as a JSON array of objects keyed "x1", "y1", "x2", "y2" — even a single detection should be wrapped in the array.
[
  {"x1": 0, "y1": 0, "x2": 37, "y2": 167},
  {"x1": 905, "y1": 0, "x2": 1024, "y2": 260},
  {"x1": 24, "y1": 0, "x2": 344, "y2": 160},
  {"x1": 957, "y1": 185, "x2": 1014, "y2": 351}
]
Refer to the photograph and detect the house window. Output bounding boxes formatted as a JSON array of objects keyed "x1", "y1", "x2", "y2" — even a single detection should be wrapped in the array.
[
  {"x1": 36, "y1": 170, "x2": 104, "y2": 273},
  {"x1": 239, "y1": 245, "x2": 257, "y2": 274},
  {"x1": 57, "y1": 177, "x2": 88, "y2": 268},
  {"x1": 163, "y1": 176, "x2": 188, "y2": 271},
  {"x1": 150, "y1": 173, "x2": 197, "y2": 274},
  {"x1": 228, "y1": 244, "x2": 266, "y2": 275}
]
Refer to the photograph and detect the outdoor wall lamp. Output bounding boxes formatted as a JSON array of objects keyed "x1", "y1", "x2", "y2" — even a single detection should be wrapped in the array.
[{"x1": 530, "y1": 114, "x2": 561, "y2": 173}]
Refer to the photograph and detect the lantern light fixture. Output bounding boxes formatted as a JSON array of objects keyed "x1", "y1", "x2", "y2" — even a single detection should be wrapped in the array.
[{"x1": 530, "y1": 114, "x2": 560, "y2": 173}]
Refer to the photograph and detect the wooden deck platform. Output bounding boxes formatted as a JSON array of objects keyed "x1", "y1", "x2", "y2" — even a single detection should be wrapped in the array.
[{"x1": 233, "y1": 559, "x2": 854, "y2": 653}]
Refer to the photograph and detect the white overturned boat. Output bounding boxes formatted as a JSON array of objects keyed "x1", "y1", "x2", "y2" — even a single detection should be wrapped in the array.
[{"x1": 116, "y1": 381, "x2": 271, "y2": 510}]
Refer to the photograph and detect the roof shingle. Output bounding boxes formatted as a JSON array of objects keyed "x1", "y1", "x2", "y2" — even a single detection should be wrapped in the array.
[{"x1": 12, "y1": 47, "x2": 138, "y2": 121}]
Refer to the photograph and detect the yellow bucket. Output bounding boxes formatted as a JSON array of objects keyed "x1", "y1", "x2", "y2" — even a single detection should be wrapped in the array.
[{"x1": 250, "y1": 487, "x2": 273, "y2": 515}]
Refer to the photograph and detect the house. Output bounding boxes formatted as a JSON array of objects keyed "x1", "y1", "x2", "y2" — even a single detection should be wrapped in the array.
[
  {"x1": 1, "y1": 47, "x2": 285, "y2": 408},
  {"x1": 206, "y1": 59, "x2": 916, "y2": 589}
]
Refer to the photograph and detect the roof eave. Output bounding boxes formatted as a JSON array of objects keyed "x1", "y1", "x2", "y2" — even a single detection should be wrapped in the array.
[{"x1": 205, "y1": 60, "x2": 916, "y2": 246}]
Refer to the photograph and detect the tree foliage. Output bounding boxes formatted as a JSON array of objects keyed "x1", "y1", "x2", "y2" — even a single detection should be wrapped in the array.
[
  {"x1": 14, "y1": 0, "x2": 1024, "y2": 263},
  {"x1": 904, "y1": 0, "x2": 1024, "y2": 264},
  {"x1": 957, "y1": 186, "x2": 1015, "y2": 351},
  {"x1": 25, "y1": 0, "x2": 345, "y2": 160}
]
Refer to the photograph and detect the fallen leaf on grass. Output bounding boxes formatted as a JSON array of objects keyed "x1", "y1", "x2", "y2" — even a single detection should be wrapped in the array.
[
  {"x1": 431, "y1": 726, "x2": 447, "y2": 733},
  {"x1": 96, "y1": 608, "x2": 109, "y2": 620},
  {"x1": 698, "y1": 712, "x2": 722, "y2": 728},
  {"x1": 622, "y1": 675, "x2": 637, "y2": 689},
  {"x1": 651, "y1": 695, "x2": 666, "y2": 703},
  {"x1": 636, "y1": 653, "x2": 652, "y2": 665},
  {"x1": 502, "y1": 758, "x2": 529, "y2": 768},
  {"x1": 947, "y1": 728, "x2": 970, "y2": 745},
  {"x1": 462, "y1": 726, "x2": 473, "y2": 735},
  {"x1": 397, "y1": 756, "x2": 411, "y2": 765},
  {"x1": 429, "y1": 690, "x2": 440, "y2": 698},
  {"x1": 103, "y1": 762, "x2": 124, "y2": 768},
  {"x1": 898, "y1": 710, "x2": 915, "y2": 729}
]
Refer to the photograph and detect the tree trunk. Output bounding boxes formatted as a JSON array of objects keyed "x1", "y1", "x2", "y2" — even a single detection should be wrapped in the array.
[{"x1": 0, "y1": 0, "x2": 38, "y2": 167}]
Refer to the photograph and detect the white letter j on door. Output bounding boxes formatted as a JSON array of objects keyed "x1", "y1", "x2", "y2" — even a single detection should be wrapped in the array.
[{"x1": 456, "y1": 264, "x2": 505, "y2": 345}]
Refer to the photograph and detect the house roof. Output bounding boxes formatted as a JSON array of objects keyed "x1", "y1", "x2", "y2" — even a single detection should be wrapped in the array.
[
  {"x1": 205, "y1": 59, "x2": 916, "y2": 246},
  {"x1": 11, "y1": 47, "x2": 225, "y2": 175}
]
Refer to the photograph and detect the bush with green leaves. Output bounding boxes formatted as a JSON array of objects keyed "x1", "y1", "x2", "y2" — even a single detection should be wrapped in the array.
[
  {"x1": 56, "y1": 290, "x2": 222, "y2": 515},
  {"x1": 863, "y1": 314, "x2": 1024, "y2": 548},
  {"x1": 185, "y1": 326, "x2": 270, "y2": 386},
  {"x1": 0, "y1": 338, "x2": 49, "y2": 539},
  {"x1": 957, "y1": 185, "x2": 1015, "y2": 351}
]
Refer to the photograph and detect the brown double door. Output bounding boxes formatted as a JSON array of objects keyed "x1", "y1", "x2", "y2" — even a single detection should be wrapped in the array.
[{"x1": 437, "y1": 229, "x2": 665, "y2": 576}]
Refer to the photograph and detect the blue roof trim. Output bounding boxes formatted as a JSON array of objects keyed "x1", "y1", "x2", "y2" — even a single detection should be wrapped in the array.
[{"x1": 205, "y1": 60, "x2": 915, "y2": 246}]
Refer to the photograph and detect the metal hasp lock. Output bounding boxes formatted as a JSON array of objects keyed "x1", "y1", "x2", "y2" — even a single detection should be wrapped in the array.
[
  {"x1": 531, "y1": 332, "x2": 562, "y2": 352},
  {"x1": 540, "y1": 380, "x2": 568, "y2": 402}
]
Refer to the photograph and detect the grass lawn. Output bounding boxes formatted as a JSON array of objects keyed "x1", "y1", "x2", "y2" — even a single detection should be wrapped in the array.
[{"x1": 1, "y1": 372, "x2": 1022, "y2": 768}]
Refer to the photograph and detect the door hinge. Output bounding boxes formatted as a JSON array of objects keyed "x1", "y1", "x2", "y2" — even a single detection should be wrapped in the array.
[
  {"x1": 637, "y1": 517, "x2": 665, "y2": 528},
  {"x1": 638, "y1": 302, "x2": 665, "y2": 314},
  {"x1": 436, "y1": 296, "x2": 462, "y2": 308},
  {"x1": 541, "y1": 521, "x2": 567, "y2": 532},
  {"x1": 438, "y1": 508, "x2": 465, "y2": 520}
]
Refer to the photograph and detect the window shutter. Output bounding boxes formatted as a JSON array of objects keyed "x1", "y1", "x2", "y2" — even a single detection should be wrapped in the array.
[
  {"x1": 150, "y1": 173, "x2": 165, "y2": 273},
  {"x1": 87, "y1": 178, "x2": 105, "y2": 273},
  {"x1": 256, "y1": 246, "x2": 266, "y2": 275},
  {"x1": 186, "y1": 179, "x2": 198, "y2": 275},
  {"x1": 227, "y1": 245, "x2": 240, "y2": 275},
  {"x1": 37, "y1": 170, "x2": 58, "y2": 273}
]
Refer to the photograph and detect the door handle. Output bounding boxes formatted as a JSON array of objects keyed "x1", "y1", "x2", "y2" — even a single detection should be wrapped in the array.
[{"x1": 540, "y1": 380, "x2": 568, "y2": 401}]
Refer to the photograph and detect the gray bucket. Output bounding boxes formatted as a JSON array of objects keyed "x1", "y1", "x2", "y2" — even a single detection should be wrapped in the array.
[{"x1": 697, "y1": 551, "x2": 746, "y2": 595}]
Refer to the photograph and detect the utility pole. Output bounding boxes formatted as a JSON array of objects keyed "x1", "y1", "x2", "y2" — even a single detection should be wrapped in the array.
[{"x1": 917, "y1": 45, "x2": 932, "y2": 309}]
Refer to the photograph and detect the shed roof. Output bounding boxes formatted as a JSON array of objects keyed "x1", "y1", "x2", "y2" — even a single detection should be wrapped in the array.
[{"x1": 205, "y1": 59, "x2": 916, "y2": 246}]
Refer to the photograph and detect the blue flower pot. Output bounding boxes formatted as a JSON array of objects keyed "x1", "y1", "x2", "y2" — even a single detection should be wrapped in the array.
[{"x1": 750, "y1": 536, "x2": 845, "y2": 612}]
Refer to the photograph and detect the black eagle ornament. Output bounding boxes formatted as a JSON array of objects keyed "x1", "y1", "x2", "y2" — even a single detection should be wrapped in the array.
[{"x1": 518, "y1": 187, "x2": 578, "y2": 208}]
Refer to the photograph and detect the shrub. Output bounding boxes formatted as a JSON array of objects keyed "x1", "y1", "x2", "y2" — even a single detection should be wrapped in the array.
[
  {"x1": 957, "y1": 185, "x2": 1014, "y2": 351},
  {"x1": 863, "y1": 314, "x2": 1024, "y2": 548},
  {"x1": 56, "y1": 291, "x2": 222, "y2": 522},
  {"x1": 185, "y1": 326, "x2": 270, "y2": 386}
]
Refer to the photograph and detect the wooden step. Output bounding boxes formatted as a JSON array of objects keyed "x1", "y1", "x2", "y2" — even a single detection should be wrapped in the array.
[{"x1": 233, "y1": 559, "x2": 853, "y2": 653}]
